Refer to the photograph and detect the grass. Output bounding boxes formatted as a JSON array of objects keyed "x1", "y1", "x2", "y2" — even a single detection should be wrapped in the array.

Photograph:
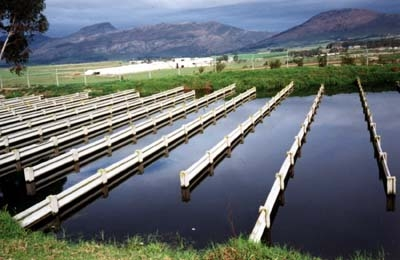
[
  {"x1": 1, "y1": 50, "x2": 398, "y2": 90},
  {"x1": 0, "y1": 211, "x2": 386, "y2": 259},
  {"x1": 1, "y1": 64, "x2": 399, "y2": 99}
]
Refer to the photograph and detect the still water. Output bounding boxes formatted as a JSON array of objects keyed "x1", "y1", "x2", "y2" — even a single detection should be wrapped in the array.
[{"x1": 1, "y1": 91, "x2": 399, "y2": 259}]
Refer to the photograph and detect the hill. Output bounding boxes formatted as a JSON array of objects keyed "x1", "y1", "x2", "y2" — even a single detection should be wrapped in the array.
[
  {"x1": 246, "y1": 8, "x2": 400, "y2": 48},
  {"x1": 30, "y1": 22, "x2": 272, "y2": 64}
]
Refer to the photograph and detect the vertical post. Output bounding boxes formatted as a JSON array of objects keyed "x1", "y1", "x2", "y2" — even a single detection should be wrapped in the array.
[
  {"x1": 366, "y1": 47, "x2": 369, "y2": 67},
  {"x1": 178, "y1": 66, "x2": 181, "y2": 76},
  {"x1": 326, "y1": 51, "x2": 329, "y2": 66},
  {"x1": 286, "y1": 49, "x2": 289, "y2": 68},
  {"x1": 148, "y1": 71, "x2": 152, "y2": 79},
  {"x1": 56, "y1": 69, "x2": 60, "y2": 87},
  {"x1": 214, "y1": 56, "x2": 216, "y2": 72},
  {"x1": 252, "y1": 54, "x2": 255, "y2": 70},
  {"x1": 0, "y1": 76, "x2": 3, "y2": 89},
  {"x1": 26, "y1": 69, "x2": 31, "y2": 88},
  {"x1": 83, "y1": 69, "x2": 87, "y2": 86}
]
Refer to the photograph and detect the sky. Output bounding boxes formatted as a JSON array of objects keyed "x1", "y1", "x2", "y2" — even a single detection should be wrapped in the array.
[{"x1": 44, "y1": 0, "x2": 400, "y2": 36}]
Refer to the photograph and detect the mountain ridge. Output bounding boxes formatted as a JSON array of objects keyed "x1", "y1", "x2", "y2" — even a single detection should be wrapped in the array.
[
  {"x1": 247, "y1": 8, "x2": 400, "y2": 49},
  {"x1": 30, "y1": 21, "x2": 272, "y2": 64},
  {"x1": 29, "y1": 8, "x2": 400, "y2": 64}
]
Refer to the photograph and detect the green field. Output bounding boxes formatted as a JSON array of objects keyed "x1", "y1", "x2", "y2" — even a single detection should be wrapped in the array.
[
  {"x1": 1, "y1": 48, "x2": 398, "y2": 91},
  {"x1": 1, "y1": 63, "x2": 398, "y2": 99}
]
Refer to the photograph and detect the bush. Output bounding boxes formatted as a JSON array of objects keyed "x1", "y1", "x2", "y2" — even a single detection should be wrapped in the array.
[
  {"x1": 263, "y1": 61, "x2": 269, "y2": 67},
  {"x1": 216, "y1": 55, "x2": 229, "y2": 62},
  {"x1": 359, "y1": 56, "x2": 368, "y2": 66},
  {"x1": 341, "y1": 54, "x2": 356, "y2": 66},
  {"x1": 216, "y1": 62, "x2": 226, "y2": 72},
  {"x1": 293, "y1": 57, "x2": 304, "y2": 67},
  {"x1": 269, "y1": 59, "x2": 281, "y2": 69},
  {"x1": 318, "y1": 55, "x2": 327, "y2": 67},
  {"x1": 198, "y1": 66, "x2": 205, "y2": 74}
]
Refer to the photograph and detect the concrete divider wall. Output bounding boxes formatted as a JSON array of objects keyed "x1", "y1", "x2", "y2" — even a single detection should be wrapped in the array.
[
  {"x1": 14, "y1": 86, "x2": 254, "y2": 228},
  {"x1": 180, "y1": 81, "x2": 295, "y2": 188},
  {"x1": 0, "y1": 92, "x2": 198, "y2": 169},
  {"x1": 21, "y1": 86, "x2": 234, "y2": 181},
  {"x1": 249, "y1": 85, "x2": 324, "y2": 243},
  {"x1": 0, "y1": 92, "x2": 140, "y2": 129},
  {"x1": 0, "y1": 87, "x2": 184, "y2": 150},
  {"x1": 357, "y1": 78, "x2": 396, "y2": 195}
]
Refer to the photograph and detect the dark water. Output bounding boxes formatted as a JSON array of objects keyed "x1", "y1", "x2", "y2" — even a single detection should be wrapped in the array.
[{"x1": 1, "y1": 91, "x2": 399, "y2": 259}]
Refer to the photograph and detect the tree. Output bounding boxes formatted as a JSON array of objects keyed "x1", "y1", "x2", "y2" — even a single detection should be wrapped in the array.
[
  {"x1": 317, "y1": 54, "x2": 327, "y2": 67},
  {"x1": 217, "y1": 54, "x2": 229, "y2": 62},
  {"x1": 269, "y1": 59, "x2": 281, "y2": 69},
  {"x1": 216, "y1": 61, "x2": 225, "y2": 72},
  {"x1": 0, "y1": 0, "x2": 48, "y2": 74},
  {"x1": 233, "y1": 54, "x2": 239, "y2": 62},
  {"x1": 293, "y1": 57, "x2": 304, "y2": 67}
]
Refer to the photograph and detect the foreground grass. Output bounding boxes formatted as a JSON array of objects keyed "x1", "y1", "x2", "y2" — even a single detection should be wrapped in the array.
[
  {"x1": 1, "y1": 64, "x2": 399, "y2": 98},
  {"x1": 0, "y1": 211, "x2": 385, "y2": 260},
  {"x1": 0, "y1": 212, "x2": 318, "y2": 260}
]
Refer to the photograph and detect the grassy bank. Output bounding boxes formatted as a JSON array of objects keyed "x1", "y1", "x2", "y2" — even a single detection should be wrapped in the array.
[
  {"x1": 1, "y1": 65, "x2": 399, "y2": 98},
  {"x1": 0, "y1": 211, "x2": 317, "y2": 260},
  {"x1": 0, "y1": 211, "x2": 384, "y2": 260}
]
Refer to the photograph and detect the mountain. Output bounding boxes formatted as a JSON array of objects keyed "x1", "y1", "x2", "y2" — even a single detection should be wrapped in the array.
[
  {"x1": 246, "y1": 9, "x2": 400, "y2": 49},
  {"x1": 30, "y1": 22, "x2": 272, "y2": 64}
]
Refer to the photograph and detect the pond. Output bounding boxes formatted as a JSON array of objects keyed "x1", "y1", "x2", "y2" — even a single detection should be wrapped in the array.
[{"x1": 0, "y1": 90, "x2": 399, "y2": 259}]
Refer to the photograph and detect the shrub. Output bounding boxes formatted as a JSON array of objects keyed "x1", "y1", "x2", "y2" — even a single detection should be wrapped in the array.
[
  {"x1": 341, "y1": 54, "x2": 356, "y2": 66},
  {"x1": 318, "y1": 55, "x2": 327, "y2": 67},
  {"x1": 269, "y1": 59, "x2": 281, "y2": 69},
  {"x1": 216, "y1": 62, "x2": 226, "y2": 72},
  {"x1": 293, "y1": 57, "x2": 304, "y2": 67}
]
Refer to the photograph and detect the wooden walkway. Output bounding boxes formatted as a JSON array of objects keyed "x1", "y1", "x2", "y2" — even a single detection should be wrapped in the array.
[
  {"x1": 249, "y1": 85, "x2": 324, "y2": 243},
  {"x1": 0, "y1": 92, "x2": 90, "y2": 118},
  {"x1": 0, "y1": 90, "x2": 137, "y2": 128},
  {"x1": 0, "y1": 92, "x2": 195, "y2": 174},
  {"x1": 22, "y1": 85, "x2": 235, "y2": 183},
  {"x1": 357, "y1": 78, "x2": 396, "y2": 195},
  {"x1": 0, "y1": 87, "x2": 183, "y2": 152},
  {"x1": 179, "y1": 81, "x2": 294, "y2": 188},
  {"x1": 14, "y1": 86, "x2": 255, "y2": 228},
  {"x1": 0, "y1": 92, "x2": 140, "y2": 134}
]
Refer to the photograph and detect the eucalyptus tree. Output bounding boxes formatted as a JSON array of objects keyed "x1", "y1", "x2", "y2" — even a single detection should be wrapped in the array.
[{"x1": 0, "y1": 0, "x2": 48, "y2": 74}]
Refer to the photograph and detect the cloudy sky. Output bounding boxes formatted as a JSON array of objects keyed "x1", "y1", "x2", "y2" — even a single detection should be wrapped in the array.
[{"x1": 44, "y1": 0, "x2": 400, "y2": 36}]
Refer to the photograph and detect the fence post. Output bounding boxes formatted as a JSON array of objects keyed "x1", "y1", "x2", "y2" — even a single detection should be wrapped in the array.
[
  {"x1": 26, "y1": 69, "x2": 31, "y2": 88},
  {"x1": 56, "y1": 69, "x2": 60, "y2": 86},
  {"x1": 0, "y1": 76, "x2": 3, "y2": 89},
  {"x1": 83, "y1": 69, "x2": 87, "y2": 86},
  {"x1": 148, "y1": 71, "x2": 152, "y2": 79}
]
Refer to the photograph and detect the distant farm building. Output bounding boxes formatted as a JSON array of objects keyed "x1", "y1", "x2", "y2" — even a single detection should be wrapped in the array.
[{"x1": 85, "y1": 57, "x2": 214, "y2": 76}]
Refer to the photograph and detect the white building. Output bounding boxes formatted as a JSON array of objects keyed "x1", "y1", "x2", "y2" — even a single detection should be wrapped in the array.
[{"x1": 85, "y1": 57, "x2": 214, "y2": 76}]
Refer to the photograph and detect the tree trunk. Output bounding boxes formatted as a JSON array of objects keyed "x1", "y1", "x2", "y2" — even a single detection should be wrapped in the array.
[{"x1": 0, "y1": 17, "x2": 16, "y2": 60}]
